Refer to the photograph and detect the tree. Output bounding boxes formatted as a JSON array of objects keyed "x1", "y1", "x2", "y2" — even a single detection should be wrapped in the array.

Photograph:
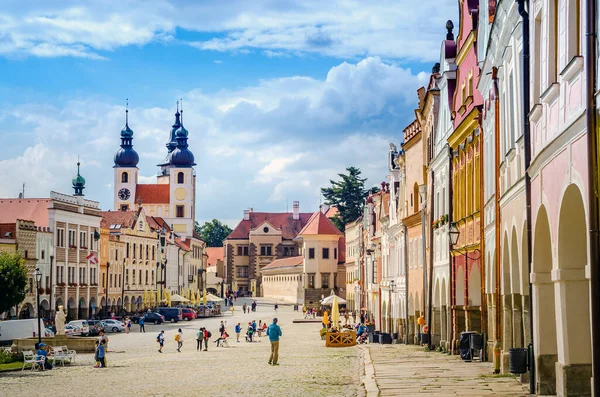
[
  {"x1": 195, "y1": 219, "x2": 233, "y2": 247},
  {"x1": 0, "y1": 252, "x2": 27, "y2": 316},
  {"x1": 321, "y1": 166, "x2": 379, "y2": 232}
]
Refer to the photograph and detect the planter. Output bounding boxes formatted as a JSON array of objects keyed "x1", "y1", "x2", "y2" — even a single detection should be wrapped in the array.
[{"x1": 325, "y1": 331, "x2": 356, "y2": 347}]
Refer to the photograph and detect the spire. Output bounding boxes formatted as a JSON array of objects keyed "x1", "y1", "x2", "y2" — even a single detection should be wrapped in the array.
[
  {"x1": 72, "y1": 158, "x2": 86, "y2": 196},
  {"x1": 114, "y1": 100, "x2": 139, "y2": 168},
  {"x1": 169, "y1": 99, "x2": 195, "y2": 168}
]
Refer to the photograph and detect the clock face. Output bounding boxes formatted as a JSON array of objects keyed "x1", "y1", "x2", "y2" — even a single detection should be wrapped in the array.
[{"x1": 118, "y1": 188, "x2": 130, "y2": 201}]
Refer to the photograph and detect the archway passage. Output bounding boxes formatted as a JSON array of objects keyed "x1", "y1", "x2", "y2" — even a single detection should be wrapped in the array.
[
  {"x1": 555, "y1": 185, "x2": 591, "y2": 395},
  {"x1": 89, "y1": 297, "x2": 97, "y2": 319},
  {"x1": 78, "y1": 297, "x2": 87, "y2": 320},
  {"x1": 532, "y1": 205, "x2": 557, "y2": 395},
  {"x1": 19, "y1": 303, "x2": 34, "y2": 319},
  {"x1": 67, "y1": 298, "x2": 77, "y2": 320},
  {"x1": 40, "y1": 300, "x2": 50, "y2": 320},
  {"x1": 432, "y1": 279, "x2": 441, "y2": 346},
  {"x1": 510, "y1": 227, "x2": 524, "y2": 349}
]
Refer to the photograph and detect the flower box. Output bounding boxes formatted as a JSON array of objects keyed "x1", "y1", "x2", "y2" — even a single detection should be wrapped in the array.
[{"x1": 57, "y1": 282, "x2": 66, "y2": 287}]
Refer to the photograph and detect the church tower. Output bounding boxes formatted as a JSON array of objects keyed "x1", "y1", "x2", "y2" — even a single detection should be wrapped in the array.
[
  {"x1": 165, "y1": 109, "x2": 196, "y2": 237},
  {"x1": 113, "y1": 105, "x2": 139, "y2": 211}
]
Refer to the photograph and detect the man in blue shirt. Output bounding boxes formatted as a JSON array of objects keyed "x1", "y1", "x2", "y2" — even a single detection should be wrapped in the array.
[
  {"x1": 36, "y1": 343, "x2": 53, "y2": 370},
  {"x1": 266, "y1": 318, "x2": 282, "y2": 366}
]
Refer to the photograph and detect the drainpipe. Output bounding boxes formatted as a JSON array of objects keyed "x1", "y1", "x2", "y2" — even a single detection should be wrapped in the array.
[
  {"x1": 448, "y1": 146, "x2": 455, "y2": 352},
  {"x1": 427, "y1": 170, "x2": 435, "y2": 349},
  {"x1": 492, "y1": 65, "x2": 502, "y2": 374},
  {"x1": 585, "y1": 0, "x2": 600, "y2": 393},
  {"x1": 478, "y1": 113, "x2": 487, "y2": 362},
  {"x1": 403, "y1": 223, "x2": 409, "y2": 344},
  {"x1": 516, "y1": 1, "x2": 534, "y2": 394}
]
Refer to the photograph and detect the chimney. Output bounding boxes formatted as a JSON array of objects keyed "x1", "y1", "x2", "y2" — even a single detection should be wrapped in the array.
[
  {"x1": 293, "y1": 201, "x2": 300, "y2": 220},
  {"x1": 243, "y1": 209, "x2": 250, "y2": 221}
]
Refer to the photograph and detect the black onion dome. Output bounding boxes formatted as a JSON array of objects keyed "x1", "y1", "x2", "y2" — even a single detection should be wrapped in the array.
[{"x1": 114, "y1": 146, "x2": 139, "y2": 167}]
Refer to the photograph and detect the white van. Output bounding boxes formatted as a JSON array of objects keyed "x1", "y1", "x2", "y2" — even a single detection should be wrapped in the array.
[
  {"x1": 0, "y1": 319, "x2": 46, "y2": 344},
  {"x1": 67, "y1": 320, "x2": 90, "y2": 336}
]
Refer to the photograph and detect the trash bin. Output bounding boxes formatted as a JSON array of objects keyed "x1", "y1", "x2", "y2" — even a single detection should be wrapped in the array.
[
  {"x1": 379, "y1": 333, "x2": 392, "y2": 344},
  {"x1": 509, "y1": 348, "x2": 528, "y2": 374},
  {"x1": 459, "y1": 331, "x2": 475, "y2": 361},
  {"x1": 420, "y1": 333, "x2": 430, "y2": 344},
  {"x1": 368, "y1": 331, "x2": 379, "y2": 344}
]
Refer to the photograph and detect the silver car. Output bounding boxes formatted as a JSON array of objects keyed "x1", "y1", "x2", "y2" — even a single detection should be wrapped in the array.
[{"x1": 100, "y1": 319, "x2": 125, "y2": 333}]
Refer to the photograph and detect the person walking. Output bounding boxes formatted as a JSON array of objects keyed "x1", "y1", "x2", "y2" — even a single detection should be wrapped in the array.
[
  {"x1": 274, "y1": 303, "x2": 278, "y2": 314},
  {"x1": 243, "y1": 303, "x2": 247, "y2": 313},
  {"x1": 266, "y1": 317, "x2": 282, "y2": 366},
  {"x1": 175, "y1": 328, "x2": 183, "y2": 352},
  {"x1": 126, "y1": 318, "x2": 131, "y2": 334},
  {"x1": 196, "y1": 328, "x2": 203, "y2": 351},
  {"x1": 157, "y1": 330, "x2": 165, "y2": 353},
  {"x1": 139, "y1": 316, "x2": 145, "y2": 333},
  {"x1": 235, "y1": 323, "x2": 241, "y2": 343},
  {"x1": 219, "y1": 321, "x2": 225, "y2": 337},
  {"x1": 95, "y1": 340, "x2": 107, "y2": 368},
  {"x1": 202, "y1": 327, "x2": 211, "y2": 351}
]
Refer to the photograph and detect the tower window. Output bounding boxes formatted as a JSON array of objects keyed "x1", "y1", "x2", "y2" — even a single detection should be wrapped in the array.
[
  {"x1": 176, "y1": 205, "x2": 185, "y2": 218},
  {"x1": 120, "y1": 204, "x2": 129, "y2": 211},
  {"x1": 177, "y1": 172, "x2": 184, "y2": 184},
  {"x1": 121, "y1": 172, "x2": 128, "y2": 183}
]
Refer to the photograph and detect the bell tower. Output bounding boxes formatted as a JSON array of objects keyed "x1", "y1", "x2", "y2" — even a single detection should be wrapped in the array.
[{"x1": 113, "y1": 102, "x2": 139, "y2": 211}]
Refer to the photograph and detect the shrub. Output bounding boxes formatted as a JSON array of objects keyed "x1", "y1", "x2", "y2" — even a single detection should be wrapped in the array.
[{"x1": 0, "y1": 350, "x2": 23, "y2": 364}]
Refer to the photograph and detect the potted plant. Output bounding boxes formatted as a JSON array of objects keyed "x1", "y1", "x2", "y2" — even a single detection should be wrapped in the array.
[
  {"x1": 57, "y1": 282, "x2": 66, "y2": 287},
  {"x1": 320, "y1": 327, "x2": 327, "y2": 340}
]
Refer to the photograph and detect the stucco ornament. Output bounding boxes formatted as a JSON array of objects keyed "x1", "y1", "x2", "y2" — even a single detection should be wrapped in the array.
[{"x1": 55, "y1": 306, "x2": 66, "y2": 335}]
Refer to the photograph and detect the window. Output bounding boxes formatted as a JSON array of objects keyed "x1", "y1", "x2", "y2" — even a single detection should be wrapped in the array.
[
  {"x1": 102, "y1": 273, "x2": 106, "y2": 288},
  {"x1": 152, "y1": 246, "x2": 155, "y2": 260},
  {"x1": 308, "y1": 248, "x2": 315, "y2": 259},
  {"x1": 321, "y1": 273, "x2": 330, "y2": 289},
  {"x1": 145, "y1": 270, "x2": 148, "y2": 285},
  {"x1": 24, "y1": 250, "x2": 28, "y2": 259},
  {"x1": 308, "y1": 273, "x2": 315, "y2": 288},
  {"x1": 120, "y1": 204, "x2": 129, "y2": 211},
  {"x1": 237, "y1": 267, "x2": 249, "y2": 278},
  {"x1": 177, "y1": 172, "x2": 184, "y2": 184},
  {"x1": 138, "y1": 270, "x2": 142, "y2": 284},
  {"x1": 121, "y1": 172, "x2": 128, "y2": 183},
  {"x1": 29, "y1": 278, "x2": 33, "y2": 293},
  {"x1": 334, "y1": 248, "x2": 337, "y2": 259},
  {"x1": 132, "y1": 270, "x2": 135, "y2": 285},
  {"x1": 110, "y1": 274, "x2": 113, "y2": 288},
  {"x1": 80, "y1": 232, "x2": 87, "y2": 248},
  {"x1": 146, "y1": 245, "x2": 149, "y2": 259},
  {"x1": 133, "y1": 244, "x2": 136, "y2": 259},
  {"x1": 260, "y1": 245, "x2": 272, "y2": 256},
  {"x1": 283, "y1": 246, "x2": 295, "y2": 256},
  {"x1": 176, "y1": 205, "x2": 185, "y2": 218},
  {"x1": 151, "y1": 270, "x2": 154, "y2": 284},
  {"x1": 41, "y1": 250, "x2": 45, "y2": 260},
  {"x1": 68, "y1": 230, "x2": 76, "y2": 247},
  {"x1": 126, "y1": 243, "x2": 130, "y2": 258},
  {"x1": 114, "y1": 248, "x2": 118, "y2": 261},
  {"x1": 322, "y1": 248, "x2": 329, "y2": 259},
  {"x1": 126, "y1": 270, "x2": 129, "y2": 284},
  {"x1": 237, "y1": 246, "x2": 250, "y2": 256}
]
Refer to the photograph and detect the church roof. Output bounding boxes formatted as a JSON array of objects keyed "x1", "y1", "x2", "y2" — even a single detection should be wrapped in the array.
[
  {"x1": 261, "y1": 256, "x2": 304, "y2": 271},
  {"x1": 100, "y1": 210, "x2": 137, "y2": 229},
  {"x1": 227, "y1": 212, "x2": 313, "y2": 240},
  {"x1": 136, "y1": 184, "x2": 170, "y2": 204},
  {"x1": 206, "y1": 247, "x2": 224, "y2": 267},
  {"x1": 297, "y1": 211, "x2": 343, "y2": 236}
]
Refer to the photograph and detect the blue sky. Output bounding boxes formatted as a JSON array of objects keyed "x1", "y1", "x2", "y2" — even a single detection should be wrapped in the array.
[{"x1": 0, "y1": 0, "x2": 458, "y2": 226}]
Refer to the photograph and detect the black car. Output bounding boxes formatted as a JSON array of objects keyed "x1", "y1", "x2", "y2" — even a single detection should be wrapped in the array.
[
  {"x1": 142, "y1": 312, "x2": 165, "y2": 325},
  {"x1": 156, "y1": 307, "x2": 182, "y2": 323}
]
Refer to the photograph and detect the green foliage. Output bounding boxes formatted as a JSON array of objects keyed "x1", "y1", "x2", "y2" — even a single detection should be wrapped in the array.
[
  {"x1": 320, "y1": 167, "x2": 378, "y2": 232},
  {"x1": 194, "y1": 219, "x2": 233, "y2": 248},
  {"x1": 0, "y1": 350, "x2": 23, "y2": 364},
  {"x1": 0, "y1": 252, "x2": 27, "y2": 315},
  {"x1": 320, "y1": 327, "x2": 328, "y2": 337}
]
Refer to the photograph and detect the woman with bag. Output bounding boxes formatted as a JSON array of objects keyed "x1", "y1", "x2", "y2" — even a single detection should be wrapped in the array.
[{"x1": 175, "y1": 328, "x2": 183, "y2": 352}]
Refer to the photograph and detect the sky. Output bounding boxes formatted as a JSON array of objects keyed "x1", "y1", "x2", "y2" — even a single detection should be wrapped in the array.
[{"x1": 0, "y1": 0, "x2": 458, "y2": 227}]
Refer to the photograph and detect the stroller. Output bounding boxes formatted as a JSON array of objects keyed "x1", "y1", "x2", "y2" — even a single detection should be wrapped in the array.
[{"x1": 357, "y1": 333, "x2": 368, "y2": 344}]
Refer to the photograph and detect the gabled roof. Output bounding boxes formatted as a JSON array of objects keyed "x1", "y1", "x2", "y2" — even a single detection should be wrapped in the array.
[
  {"x1": 175, "y1": 237, "x2": 191, "y2": 251},
  {"x1": 227, "y1": 212, "x2": 313, "y2": 240},
  {"x1": 0, "y1": 199, "x2": 51, "y2": 227},
  {"x1": 206, "y1": 247, "x2": 224, "y2": 267},
  {"x1": 136, "y1": 184, "x2": 169, "y2": 204},
  {"x1": 101, "y1": 210, "x2": 137, "y2": 229},
  {"x1": 146, "y1": 216, "x2": 170, "y2": 233},
  {"x1": 261, "y1": 256, "x2": 303, "y2": 271},
  {"x1": 325, "y1": 206, "x2": 339, "y2": 218},
  {"x1": 297, "y1": 211, "x2": 343, "y2": 236}
]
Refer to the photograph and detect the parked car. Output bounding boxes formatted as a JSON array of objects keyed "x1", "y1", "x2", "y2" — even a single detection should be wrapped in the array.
[
  {"x1": 68, "y1": 320, "x2": 90, "y2": 336},
  {"x1": 64, "y1": 324, "x2": 82, "y2": 336},
  {"x1": 156, "y1": 307, "x2": 182, "y2": 323},
  {"x1": 100, "y1": 319, "x2": 125, "y2": 333},
  {"x1": 86, "y1": 320, "x2": 104, "y2": 336},
  {"x1": 181, "y1": 308, "x2": 197, "y2": 321},
  {"x1": 141, "y1": 312, "x2": 165, "y2": 325},
  {"x1": 0, "y1": 319, "x2": 46, "y2": 344},
  {"x1": 44, "y1": 327, "x2": 55, "y2": 337}
]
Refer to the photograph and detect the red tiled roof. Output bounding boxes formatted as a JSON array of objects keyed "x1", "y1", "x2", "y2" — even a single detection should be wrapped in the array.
[
  {"x1": 175, "y1": 237, "x2": 191, "y2": 251},
  {"x1": 136, "y1": 184, "x2": 170, "y2": 204},
  {"x1": 325, "y1": 206, "x2": 339, "y2": 218},
  {"x1": 0, "y1": 199, "x2": 51, "y2": 227},
  {"x1": 206, "y1": 247, "x2": 224, "y2": 267},
  {"x1": 146, "y1": 216, "x2": 170, "y2": 232},
  {"x1": 0, "y1": 223, "x2": 16, "y2": 239},
  {"x1": 227, "y1": 212, "x2": 313, "y2": 240},
  {"x1": 261, "y1": 256, "x2": 303, "y2": 271},
  {"x1": 298, "y1": 211, "x2": 343, "y2": 236},
  {"x1": 101, "y1": 210, "x2": 137, "y2": 229}
]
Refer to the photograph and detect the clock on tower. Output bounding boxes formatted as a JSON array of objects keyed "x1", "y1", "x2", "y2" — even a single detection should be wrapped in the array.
[{"x1": 118, "y1": 188, "x2": 131, "y2": 201}]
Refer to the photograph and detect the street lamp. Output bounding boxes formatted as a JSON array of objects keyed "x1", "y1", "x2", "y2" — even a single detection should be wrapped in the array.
[
  {"x1": 449, "y1": 222, "x2": 460, "y2": 246},
  {"x1": 34, "y1": 268, "x2": 42, "y2": 347}
]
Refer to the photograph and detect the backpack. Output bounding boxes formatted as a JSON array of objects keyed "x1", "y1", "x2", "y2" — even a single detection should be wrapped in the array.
[
  {"x1": 174, "y1": 334, "x2": 180, "y2": 341},
  {"x1": 156, "y1": 334, "x2": 161, "y2": 342},
  {"x1": 207, "y1": 331, "x2": 212, "y2": 338}
]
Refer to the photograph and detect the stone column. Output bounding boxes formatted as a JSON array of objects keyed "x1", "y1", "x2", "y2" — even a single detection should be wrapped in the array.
[
  {"x1": 532, "y1": 272, "x2": 558, "y2": 396},
  {"x1": 432, "y1": 306, "x2": 441, "y2": 346}
]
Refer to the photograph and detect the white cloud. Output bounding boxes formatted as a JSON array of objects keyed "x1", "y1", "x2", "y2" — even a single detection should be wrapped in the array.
[
  {"x1": 0, "y1": 1, "x2": 458, "y2": 61},
  {"x1": 0, "y1": 57, "x2": 425, "y2": 223}
]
